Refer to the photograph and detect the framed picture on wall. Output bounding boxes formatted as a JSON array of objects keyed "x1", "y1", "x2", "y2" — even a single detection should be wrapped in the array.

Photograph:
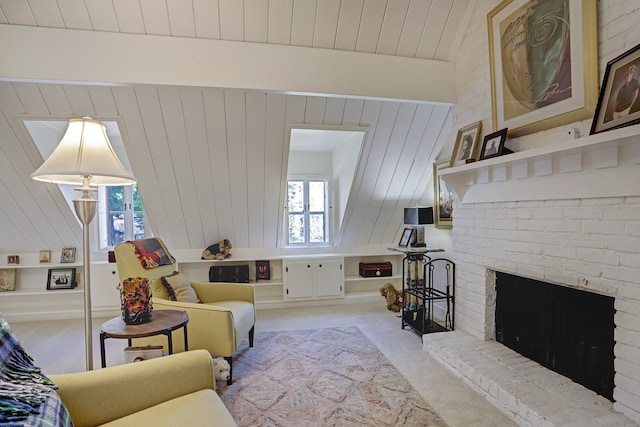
[
  {"x1": 433, "y1": 160, "x2": 453, "y2": 229},
  {"x1": 449, "y1": 121, "x2": 482, "y2": 167},
  {"x1": 590, "y1": 42, "x2": 640, "y2": 135},
  {"x1": 487, "y1": 0, "x2": 599, "y2": 136}
]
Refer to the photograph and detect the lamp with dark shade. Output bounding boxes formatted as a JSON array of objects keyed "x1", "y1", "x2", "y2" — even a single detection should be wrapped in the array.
[
  {"x1": 32, "y1": 117, "x2": 136, "y2": 370},
  {"x1": 404, "y1": 207, "x2": 434, "y2": 247}
]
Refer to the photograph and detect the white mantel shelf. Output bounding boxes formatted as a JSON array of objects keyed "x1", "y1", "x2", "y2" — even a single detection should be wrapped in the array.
[{"x1": 439, "y1": 125, "x2": 640, "y2": 204}]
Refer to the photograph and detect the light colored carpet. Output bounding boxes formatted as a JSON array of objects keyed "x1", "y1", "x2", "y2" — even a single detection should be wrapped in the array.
[{"x1": 220, "y1": 326, "x2": 448, "y2": 426}]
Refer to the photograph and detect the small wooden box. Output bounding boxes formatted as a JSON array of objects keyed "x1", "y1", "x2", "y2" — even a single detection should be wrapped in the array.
[
  {"x1": 359, "y1": 262, "x2": 392, "y2": 277},
  {"x1": 209, "y1": 265, "x2": 250, "y2": 283}
]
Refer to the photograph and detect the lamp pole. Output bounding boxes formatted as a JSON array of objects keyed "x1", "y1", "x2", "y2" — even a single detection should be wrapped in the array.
[{"x1": 73, "y1": 176, "x2": 98, "y2": 371}]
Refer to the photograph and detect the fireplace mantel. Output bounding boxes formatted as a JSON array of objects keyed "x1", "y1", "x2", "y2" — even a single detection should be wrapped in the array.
[{"x1": 439, "y1": 125, "x2": 640, "y2": 204}]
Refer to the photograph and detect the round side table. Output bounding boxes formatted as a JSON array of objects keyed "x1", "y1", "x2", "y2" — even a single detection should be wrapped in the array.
[{"x1": 99, "y1": 310, "x2": 189, "y2": 368}]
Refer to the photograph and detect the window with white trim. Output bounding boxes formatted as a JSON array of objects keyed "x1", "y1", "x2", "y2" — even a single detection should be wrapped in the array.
[
  {"x1": 104, "y1": 184, "x2": 145, "y2": 246},
  {"x1": 286, "y1": 178, "x2": 329, "y2": 246}
]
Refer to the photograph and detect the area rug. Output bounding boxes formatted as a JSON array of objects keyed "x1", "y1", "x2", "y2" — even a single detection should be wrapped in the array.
[{"x1": 219, "y1": 326, "x2": 448, "y2": 426}]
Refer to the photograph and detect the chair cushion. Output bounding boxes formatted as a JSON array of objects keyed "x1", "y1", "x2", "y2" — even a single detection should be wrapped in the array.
[
  {"x1": 160, "y1": 272, "x2": 200, "y2": 303},
  {"x1": 99, "y1": 389, "x2": 236, "y2": 427},
  {"x1": 206, "y1": 301, "x2": 254, "y2": 340}
]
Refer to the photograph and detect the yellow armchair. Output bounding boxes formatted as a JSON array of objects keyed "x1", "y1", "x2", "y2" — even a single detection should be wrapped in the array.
[
  {"x1": 51, "y1": 350, "x2": 236, "y2": 427},
  {"x1": 114, "y1": 239, "x2": 255, "y2": 384}
]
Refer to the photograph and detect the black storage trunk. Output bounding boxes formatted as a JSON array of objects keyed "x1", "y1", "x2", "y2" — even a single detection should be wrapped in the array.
[
  {"x1": 209, "y1": 265, "x2": 250, "y2": 283},
  {"x1": 359, "y1": 262, "x2": 392, "y2": 277}
]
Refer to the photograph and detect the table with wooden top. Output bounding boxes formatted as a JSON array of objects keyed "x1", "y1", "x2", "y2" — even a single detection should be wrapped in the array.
[{"x1": 99, "y1": 309, "x2": 189, "y2": 368}]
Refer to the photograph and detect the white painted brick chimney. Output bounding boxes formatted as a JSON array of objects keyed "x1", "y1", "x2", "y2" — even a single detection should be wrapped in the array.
[{"x1": 443, "y1": 1, "x2": 640, "y2": 424}]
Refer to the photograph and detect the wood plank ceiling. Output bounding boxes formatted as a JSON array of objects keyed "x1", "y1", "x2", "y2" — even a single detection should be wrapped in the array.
[{"x1": 0, "y1": 0, "x2": 471, "y2": 253}]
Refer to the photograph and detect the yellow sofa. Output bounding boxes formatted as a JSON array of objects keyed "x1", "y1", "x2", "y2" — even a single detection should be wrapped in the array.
[{"x1": 50, "y1": 350, "x2": 236, "y2": 427}]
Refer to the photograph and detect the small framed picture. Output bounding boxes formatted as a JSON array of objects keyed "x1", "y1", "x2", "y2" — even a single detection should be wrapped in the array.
[
  {"x1": 449, "y1": 121, "x2": 482, "y2": 167},
  {"x1": 60, "y1": 248, "x2": 76, "y2": 264},
  {"x1": 479, "y1": 128, "x2": 508, "y2": 160},
  {"x1": 7, "y1": 255, "x2": 19, "y2": 265},
  {"x1": 0, "y1": 269, "x2": 16, "y2": 292},
  {"x1": 398, "y1": 228, "x2": 414, "y2": 248},
  {"x1": 590, "y1": 42, "x2": 640, "y2": 135},
  {"x1": 47, "y1": 268, "x2": 77, "y2": 290},
  {"x1": 39, "y1": 250, "x2": 51, "y2": 264},
  {"x1": 256, "y1": 260, "x2": 271, "y2": 281}
]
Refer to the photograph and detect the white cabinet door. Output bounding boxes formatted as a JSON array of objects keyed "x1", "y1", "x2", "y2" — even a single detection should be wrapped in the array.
[
  {"x1": 90, "y1": 263, "x2": 121, "y2": 310},
  {"x1": 283, "y1": 260, "x2": 314, "y2": 300},
  {"x1": 315, "y1": 259, "x2": 343, "y2": 298},
  {"x1": 283, "y1": 258, "x2": 344, "y2": 300}
]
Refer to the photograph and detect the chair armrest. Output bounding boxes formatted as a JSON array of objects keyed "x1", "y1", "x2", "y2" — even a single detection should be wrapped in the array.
[
  {"x1": 49, "y1": 350, "x2": 214, "y2": 427},
  {"x1": 191, "y1": 282, "x2": 255, "y2": 304}
]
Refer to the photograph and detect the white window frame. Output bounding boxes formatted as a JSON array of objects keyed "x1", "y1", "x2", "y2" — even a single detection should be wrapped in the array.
[
  {"x1": 285, "y1": 176, "x2": 331, "y2": 247},
  {"x1": 98, "y1": 185, "x2": 146, "y2": 250}
]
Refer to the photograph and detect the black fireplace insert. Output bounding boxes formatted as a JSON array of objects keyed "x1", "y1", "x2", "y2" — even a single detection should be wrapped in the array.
[{"x1": 495, "y1": 272, "x2": 615, "y2": 400}]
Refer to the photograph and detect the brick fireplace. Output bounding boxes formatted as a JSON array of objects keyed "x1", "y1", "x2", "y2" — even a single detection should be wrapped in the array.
[{"x1": 429, "y1": 127, "x2": 640, "y2": 425}]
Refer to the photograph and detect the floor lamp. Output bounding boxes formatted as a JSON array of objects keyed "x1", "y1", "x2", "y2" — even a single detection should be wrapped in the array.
[{"x1": 32, "y1": 117, "x2": 136, "y2": 370}]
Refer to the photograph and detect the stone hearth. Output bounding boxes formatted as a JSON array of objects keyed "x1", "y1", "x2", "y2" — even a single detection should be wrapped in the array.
[{"x1": 424, "y1": 332, "x2": 637, "y2": 427}]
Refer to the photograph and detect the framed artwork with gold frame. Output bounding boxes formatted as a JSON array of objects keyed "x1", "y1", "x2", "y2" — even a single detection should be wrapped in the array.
[
  {"x1": 433, "y1": 160, "x2": 453, "y2": 229},
  {"x1": 487, "y1": 0, "x2": 599, "y2": 137}
]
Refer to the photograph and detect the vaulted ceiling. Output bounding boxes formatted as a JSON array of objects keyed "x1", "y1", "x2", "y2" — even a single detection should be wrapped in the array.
[{"x1": 0, "y1": 0, "x2": 472, "y2": 253}]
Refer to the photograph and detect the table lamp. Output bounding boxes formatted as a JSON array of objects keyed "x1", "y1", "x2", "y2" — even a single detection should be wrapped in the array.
[
  {"x1": 403, "y1": 207, "x2": 434, "y2": 247},
  {"x1": 31, "y1": 117, "x2": 136, "y2": 370}
]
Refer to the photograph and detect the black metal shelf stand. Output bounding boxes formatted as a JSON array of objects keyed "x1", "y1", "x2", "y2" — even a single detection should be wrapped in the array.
[{"x1": 401, "y1": 253, "x2": 455, "y2": 335}]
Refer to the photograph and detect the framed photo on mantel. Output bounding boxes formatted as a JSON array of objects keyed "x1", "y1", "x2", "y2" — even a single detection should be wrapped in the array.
[{"x1": 590, "y1": 42, "x2": 640, "y2": 135}]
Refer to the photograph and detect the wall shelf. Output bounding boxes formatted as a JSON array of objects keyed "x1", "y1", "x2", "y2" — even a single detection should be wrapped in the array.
[
  {"x1": 439, "y1": 125, "x2": 640, "y2": 204},
  {"x1": 1, "y1": 262, "x2": 82, "y2": 270},
  {"x1": 176, "y1": 247, "x2": 403, "y2": 307}
]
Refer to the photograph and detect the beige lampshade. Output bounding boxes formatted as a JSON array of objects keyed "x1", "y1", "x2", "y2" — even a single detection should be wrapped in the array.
[{"x1": 31, "y1": 117, "x2": 136, "y2": 186}]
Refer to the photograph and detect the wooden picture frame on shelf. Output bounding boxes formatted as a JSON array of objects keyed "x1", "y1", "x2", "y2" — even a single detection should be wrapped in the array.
[
  {"x1": 488, "y1": 0, "x2": 598, "y2": 136},
  {"x1": 590, "y1": 42, "x2": 640, "y2": 135},
  {"x1": 7, "y1": 255, "x2": 19, "y2": 265},
  {"x1": 479, "y1": 128, "x2": 508, "y2": 160},
  {"x1": 0, "y1": 269, "x2": 16, "y2": 292},
  {"x1": 256, "y1": 260, "x2": 270, "y2": 281},
  {"x1": 60, "y1": 248, "x2": 76, "y2": 264},
  {"x1": 449, "y1": 121, "x2": 482, "y2": 167},
  {"x1": 433, "y1": 160, "x2": 453, "y2": 229},
  {"x1": 47, "y1": 268, "x2": 77, "y2": 290}
]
